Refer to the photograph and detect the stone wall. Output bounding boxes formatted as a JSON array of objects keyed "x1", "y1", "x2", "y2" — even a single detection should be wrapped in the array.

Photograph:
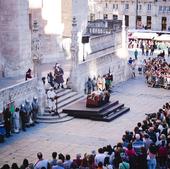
[
  {"x1": 0, "y1": 79, "x2": 38, "y2": 109},
  {"x1": 0, "y1": 0, "x2": 32, "y2": 78},
  {"x1": 90, "y1": 31, "x2": 122, "y2": 53},
  {"x1": 71, "y1": 46, "x2": 131, "y2": 93}
]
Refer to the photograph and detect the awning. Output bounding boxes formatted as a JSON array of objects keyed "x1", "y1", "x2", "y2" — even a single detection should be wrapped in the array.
[
  {"x1": 154, "y1": 34, "x2": 170, "y2": 42},
  {"x1": 130, "y1": 32, "x2": 158, "y2": 40}
]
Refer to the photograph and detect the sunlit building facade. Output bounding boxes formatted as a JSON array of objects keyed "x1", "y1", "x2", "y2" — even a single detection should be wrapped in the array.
[{"x1": 89, "y1": 0, "x2": 170, "y2": 31}]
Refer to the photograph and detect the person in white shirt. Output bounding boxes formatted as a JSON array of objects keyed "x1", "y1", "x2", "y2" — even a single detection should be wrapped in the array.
[
  {"x1": 47, "y1": 87, "x2": 56, "y2": 114},
  {"x1": 34, "y1": 152, "x2": 50, "y2": 169},
  {"x1": 13, "y1": 107, "x2": 20, "y2": 133},
  {"x1": 95, "y1": 148, "x2": 106, "y2": 165}
]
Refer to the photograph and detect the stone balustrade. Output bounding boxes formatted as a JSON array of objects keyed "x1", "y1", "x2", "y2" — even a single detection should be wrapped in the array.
[{"x1": 0, "y1": 78, "x2": 38, "y2": 109}]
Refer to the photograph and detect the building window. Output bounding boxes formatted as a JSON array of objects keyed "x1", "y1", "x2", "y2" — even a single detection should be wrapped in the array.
[
  {"x1": 106, "y1": 3, "x2": 108, "y2": 8},
  {"x1": 125, "y1": 15, "x2": 129, "y2": 27},
  {"x1": 113, "y1": 4, "x2": 115, "y2": 9},
  {"x1": 113, "y1": 15, "x2": 118, "y2": 20},
  {"x1": 159, "y1": 6, "x2": 163, "y2": 11},
  {"x1": 146, "y1": 16, "x2": 151, "y2": 29},
  {"x1": 147, "y1": 3, "x2": 151, "y2": 10},
  {"x1": 163, "y1": 6, "x2": 166, "y2": 12},
  {"x1": 136, "y1": 16, "x2": 142, "y2": 29},
  {"x1": 103, "y1": 14, "x2": 108, "y2": 20},
  {"x1": 29, "y1": 13, "x2": 32, "y2": 30},
  {"x1": 138, "y1": 4, "x2": 142, "y2": 10},
  {"x1": 116, "y1": 4, "x2": 118, "y2": 9},
  {"x1": 125, "y1": 4, "x2": 129, "y2": 10},
  {"x1": 162, "y1": 17, "x2": 167, "y2": 31},
  {"x1": 167, "y1": 6, "x2": 170, "y2": 12},
  {"x1": 90, "y1": 13, "x2": 95, "y2": 21}
]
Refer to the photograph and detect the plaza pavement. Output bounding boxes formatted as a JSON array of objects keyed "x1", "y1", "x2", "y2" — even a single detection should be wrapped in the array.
[{"x1": 0, "y1": 73, "x2": 170, "y2": 167}]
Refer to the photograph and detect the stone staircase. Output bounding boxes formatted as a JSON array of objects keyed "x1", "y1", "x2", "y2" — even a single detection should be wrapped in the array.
[{"x1": 36, "y1": 88, "x2": 84, "y2": 123}]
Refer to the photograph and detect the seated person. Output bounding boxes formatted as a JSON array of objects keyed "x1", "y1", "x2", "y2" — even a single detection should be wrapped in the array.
[
  {"x1": 86, "y1": 91, "x2": 110, "y2": 108},
  {"x1": 25, "y1": 68, "x2": 32, "y2": 81}
]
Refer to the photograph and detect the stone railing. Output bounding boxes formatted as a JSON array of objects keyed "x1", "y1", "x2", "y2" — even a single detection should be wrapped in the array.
[
  {"x1": 87, "y1": 20, "x2": 122, "y2": 35},
  {"x1": 89, "y1": 32, "x2": 122, "y2": 54},
  {"x1": 0, "y1": 78, "x2": 38, "y2": 109}
]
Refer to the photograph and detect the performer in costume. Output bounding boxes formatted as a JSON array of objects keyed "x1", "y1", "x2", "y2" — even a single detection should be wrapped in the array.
[
  {"x1": 13, "y1": 107, "x2": 20, "y2": 133},
  {"x1": 47, "y1": 88, "x2": 56, "y2": 114},
  {"x1": 32, "y1": 97, "x2": 39, "y2": 124},
  {"x1": 54, "y1": 64, "x2": 64, "y2": 89},
  {"x1": 20, "y1": 104, "x2": 27, "y2": 131}
]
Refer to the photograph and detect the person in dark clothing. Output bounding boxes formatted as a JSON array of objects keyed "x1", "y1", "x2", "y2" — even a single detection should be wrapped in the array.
[
  {"x1": 3, "y1": 107, "x2": 11, "y2": 137},
  {"x1": 138, "y1": 147, "x2": 148, "y2": 169},
  {"x1": 20, "y1": 159, "x2": 29, "y2": 169},
  {"x1": 25, "y1": 68, "x2": 32, "y2": 81},
  {"x1": 11, "y1": 163, "x2": 19, "y2": 169},
  {"x1": 20, "y1": 104, "x2": 27, "y2": 131}
]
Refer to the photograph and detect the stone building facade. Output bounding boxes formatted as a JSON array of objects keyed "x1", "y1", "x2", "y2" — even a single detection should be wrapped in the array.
[
  {"x1": 89, "y1": 0, "x2": 170, "y2": 31},
  {"x1": 0, "y1": 0, "x2": 32, "y2": 78}
]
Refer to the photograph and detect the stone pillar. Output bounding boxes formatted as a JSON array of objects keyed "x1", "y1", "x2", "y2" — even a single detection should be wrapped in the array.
[
  {"x1": 0, "y1": 0, "x2": 32, "y2": 77},
  {"x1": 70, "y1": 17, "x2": 79, "y2": 91},
  {"x1": 31, "y1": 20, "x2": 45, "y2": 115}
]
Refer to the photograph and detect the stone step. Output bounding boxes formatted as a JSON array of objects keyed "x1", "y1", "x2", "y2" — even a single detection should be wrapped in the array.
[
  {"x1": 58, "y1": 91, "x2": 78, "y2": 103},
  {"x1": 54, "y1": 89, "x2": 72, "y2": 97},
  {"x1": 37, "y1": 91, "x2": 84, "y2": 123},
  {"x1": 37, "y1": 113, "x2": 67, "y2": 120},
  {"x1": 91, "y1": 107, "x2": 130, "y2": 122},
  {"x1": 98, "y1": 103, "x2": 124, "y2": 117},
  {"x1": 36, "y1": 115, "x2": 74, "y2": 123},
  {"x1": 58, "y1": 93, "x2": 84, "y2": 109}
]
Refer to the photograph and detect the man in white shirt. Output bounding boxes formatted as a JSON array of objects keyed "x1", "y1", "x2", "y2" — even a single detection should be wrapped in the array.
[
  {"x1": 34, "y1": 152, "x2": 50, "y2": 169},
  {"x1": 95, "y1": 148, "x2": 106, "y2": 165},
  {"x1": 47, "y1": 87, "x2": 56, "y2": 114}
]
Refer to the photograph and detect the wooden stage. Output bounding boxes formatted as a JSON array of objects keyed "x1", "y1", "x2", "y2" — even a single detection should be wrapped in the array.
[{"x1": 62, "y1": 98, "x2": 130, "y2": 122}]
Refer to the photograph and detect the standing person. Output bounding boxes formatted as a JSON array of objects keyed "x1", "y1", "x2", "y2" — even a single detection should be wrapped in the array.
[
  {"x1": 134, "y1": 49, "x2": 138, "y2": 60},
  {"x1": 32, "y1": 97, "x2": 39, "y2": 124},
  {"x1": 13, "y1": 107, "x2": 20, "y2": 133},
  {"x1": 168, "y1": 47, "x2": 170, "y2": 57},
  {"x1": 47, "y1": 72, "x2": 54, "y2": 87},
  {"x1": 47, "y1": 87, "x2": 56, "y2": 114},
  {"x1": 25, "y1": 68, "x2": 32, "y2": 81},
  {"x1": 147, "y1": 143, "x2": 157, "y2": 169},
  {"x1": 20, "y1": 104, "x2": 27, "y2": 131},
  {"x1": 97, "y1": 75, "x2": 105, "y2": 91},
  {"x1": 85, "y1": 77, "x2": 93, "y2": 94},
  {"x1": 25, "y1": 100, "x2": 33, "y2": 126},
  {"x1": 54, "y1": 64, "x2": 64, "y2": 89},
  {"x1": 3, "y1": 107, "x2": 11, "y2": 137}
]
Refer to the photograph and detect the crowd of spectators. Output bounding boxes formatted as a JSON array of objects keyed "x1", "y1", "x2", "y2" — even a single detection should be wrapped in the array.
[
  {"x1": 128, "y1": 39, "x2": 170, "y2": 57},
  {"x1": 144, "y1": 56, "x2": 170, "y2": 89},
  {"x1": 1, "y1": 100, "x2": 170, "y2": 169}
]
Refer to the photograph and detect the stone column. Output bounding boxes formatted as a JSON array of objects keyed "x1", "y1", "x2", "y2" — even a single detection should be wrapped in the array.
[
  {"x1": 0, "y1": 0, "x2": 32, "y2": 77},
  {"x1": 31, "y1": 20, "x2": 45, "y2": 115},
  {"x1": 70, "y1": 17, "x2": 79, "y2": 91}
]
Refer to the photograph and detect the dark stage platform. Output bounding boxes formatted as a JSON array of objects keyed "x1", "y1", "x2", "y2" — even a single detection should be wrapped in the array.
[{"x1": 62, "y1": 98, "x2": 130, "y2": 122}]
